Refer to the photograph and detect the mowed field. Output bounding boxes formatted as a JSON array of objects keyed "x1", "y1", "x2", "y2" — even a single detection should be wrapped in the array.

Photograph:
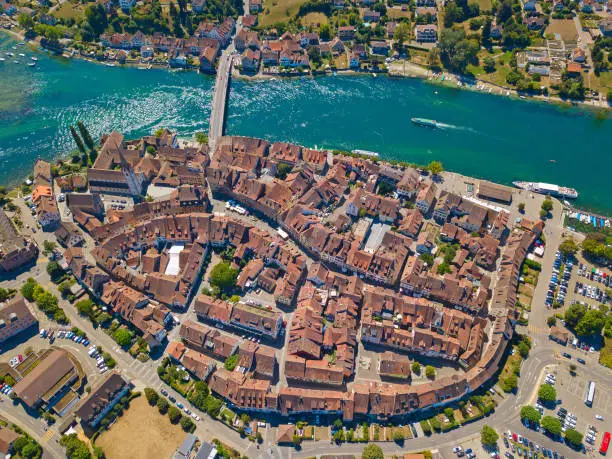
[
  {"x1": 545, "y1": 19, "x2": 578, "y2": 41},
  {"x1": 96, "y1": 397, "x2": 184, "y2": 459},
  {"x1": 259, "y1": 0, "x2": 308, "y2": 26},
  {"x1": 302, "y1": 12, "x2": 328, "y2": 26}
]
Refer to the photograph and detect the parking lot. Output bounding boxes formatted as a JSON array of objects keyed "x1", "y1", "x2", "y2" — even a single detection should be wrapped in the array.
[{"x1": 547, "y1": 250, "x2": 611, "y2": 312}]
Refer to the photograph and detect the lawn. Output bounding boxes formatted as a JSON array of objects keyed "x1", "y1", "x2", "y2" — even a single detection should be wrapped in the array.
[
  {"x1": 600, "y1": 337, "x2": 612, "y2": 369},
  {"x1": 387, "y1": 7, "x2": 412, "y2": 19},
  {"x1": 53, "y1": 1, "x2": 86, "y2": 20},
  {"x1": 545, "y1": 19, "x2": 578, "y2": 42},
  {"x1": 259, "y1": 0, "x2": 308, "y2": 26},
  {"x1": 596, "y1": 70, "x2": 612, "y2": 92},
  {"x1": 96, "y1": 397, "x2": 184, "y2": 459},
  {"x1": 471, "y1": 0, "x2": 492, "y2": 11},
  {"x1": 467, "y1": 62, "x2": 513, "y2": 87},
  {"x1": 302, "y1": 12, "x2": 328, "y2": 26}
]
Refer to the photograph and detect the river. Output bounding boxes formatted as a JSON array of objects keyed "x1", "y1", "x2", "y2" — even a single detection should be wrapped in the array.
[{"x1": 1, "y1": 33, "x2": 610, "y2": 213}]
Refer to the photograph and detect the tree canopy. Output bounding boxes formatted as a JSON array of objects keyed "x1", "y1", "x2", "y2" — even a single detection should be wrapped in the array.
[
  {"x1": 481, "y1": 425, "x2": 499, "y2": 446},
  {"x1": 538, "y1": 384, "x2": 557, "y2": 403},
  {"x1": 520, "y1": 406, "x2": 541, "y2": 425},
  {"x1": 541, "y1": 415, "x2": 562, "y2": 435},
  {"x1": 559, "y1": 238, "x2": 579, "y2": 256},
  {"x1": 428, "y1": 161, "x2": 444, "y2": 176},
  {"x1": 113, "y1": 328, "x2": 133, "y2": 347},
  {"x1": 362, "y1": 444, "x2": 384, "y2": 459},
  {"x1": 209, "y1": 262, "x2": 239, "y2": 291},
  {"x1": 564, "y1": 428, "x2": 583, "y2": 446}
]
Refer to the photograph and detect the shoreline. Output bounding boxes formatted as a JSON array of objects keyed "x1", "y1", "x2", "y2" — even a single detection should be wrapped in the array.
[
  {"x1": 2, "y1": 31, "x2": 611, "y2": 219},
  {"x1": 2, "y1": 27, "x2": 610, "y2": 114}
]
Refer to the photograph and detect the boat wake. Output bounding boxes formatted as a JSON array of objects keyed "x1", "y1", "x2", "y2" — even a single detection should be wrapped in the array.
[{"x1": 435, "y1": 122, "x2": 482, "y2": 136}]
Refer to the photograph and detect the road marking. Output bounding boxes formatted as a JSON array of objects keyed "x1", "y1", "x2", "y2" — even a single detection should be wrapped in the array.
[{"x1": 41, "y1": 429, "x2": 54, "y2": 443}]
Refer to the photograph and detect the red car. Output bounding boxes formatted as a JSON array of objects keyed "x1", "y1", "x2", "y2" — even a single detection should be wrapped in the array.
[{"x1": 512, "y1": 433, "x2": 518, "y2": 442}]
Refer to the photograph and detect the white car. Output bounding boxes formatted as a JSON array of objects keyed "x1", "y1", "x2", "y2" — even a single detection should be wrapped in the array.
[
  {"x1": 191, "y1": 413, "x2": 200, "y2": 421},
  {"x1": 595, "y1": 415, "x2": 604, "y2": 421},
  {"x1": 452, "y1": 446, "x2": 463, "y2": 453}
]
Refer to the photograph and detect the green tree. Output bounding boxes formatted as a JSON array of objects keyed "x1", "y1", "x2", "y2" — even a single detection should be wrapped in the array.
[
  {"x1": 180, "y1": 416, "x2": 195, "y2": 432},
  {"x1": 18, "y1": 13, "x2": 35, "y2": 29},
  {"x1": 76, "y1": 299, "x2": 94, "y2": 317},
  {"x1": 168, "y1": 405, "x2": 181, "y2": 423},
  {"x1": 547, "y1": 316, "x2": 557, "y2": 327},
  {"x1": 144, "y1": 388, "x2": 159, "y2": 405},
  {"x1": 564, "y1": 303, "x2": 587, "y2": 328},
  {"x1": 319, "y1": 23, "x2": 331, "y2": 41},
  {"x1": 564, "y1": 428, "x2": 583, "y2": 446},
  {"x1": 538, "y1": 384, "x2": 557, "y2": 403},
  {"x1": 439, "y1": 29, "x2": 479, "y2": 72},
  {"x1": 224, "y1": 354, "x2": 239, "y2": 371},
  {"x1": 276, "y1": 162, "x2": 293, "y2": 180},
  {"x1": 518, "y1": 341, "x2": 530, "y2": 358},
  {"x1": 425, "y1": 365, "x2": 436, "y2": 379},
  {"x1": 501, "y1": 373, "x2": 518, "y2": 392},
  {"x1": 518, "y1": 202, "x2": 525, "y2": 213},
  {"x1": 428, "y1": 160, "x2": 444, "y2": 176},
  {"x1": 520, "y1": 406, "x2": 541, "y2": 425},
  {"x1": 36, "y1": 291, "x2": 58, "y2": 312},
  {"x1": 47, "y1": 261, "x2": 63, "y2": 280},
  {"x1": 483, "y1": 56, "x2": 496, "y2": 73},
  {"x1": 481, "y1": 425, "x2": 499, "y2": 446},
  {"x1": 362, "y1": 443, "x2": 384, "y2": 459},
  {"x1": 113, "y1": 328, "x2": 133, "y2": 347},
  {"x1": 209, "y1": 262, "x2": 239, "y2": 291},
  {"x1": 394, "y1": 22, "x2": 410, "y2": 48},
  {"x1": 156, "y1": 396, "x2": 169, "y2": 414},
  {"x1": 195, "y1": 132, "x2": 208, "y2": 144},
  {"x1": 21, "y1": 441, "x2": 40, "y2": 458},
  {"x1": 70, "y1": 125, "x2": 86, "y2": 154},
  {"x1": 21, "y1": 279, "x2": 38, "y2": 301},
  {"x1": 60, "y1": 434, "x2": 92, "y2": 459},
  {"x1": 43, "y1": 240, "x2": 57, "y2": 255},
  {"x1": 541, "y1": 197, "x2": 553, "y2": 213},
  {"x1": 411, "y1": 361, "x2": 421, "y2": 374},
  {"x1": 559, "y1": 238, "x2": 579, "y2": 256},
  {"x1": 541, "y1": 415, "x2": 562, "y2": 435},
  {"x1": 575, "y1": 309, "x2": 606, "y2": 337},
  {"x1": 77, "y1": 121, "x2": 95, "y2": 150}
]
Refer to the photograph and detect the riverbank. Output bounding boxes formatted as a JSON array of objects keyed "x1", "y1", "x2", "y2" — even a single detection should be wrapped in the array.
[
  {"x1": 4, "y1": 24, "x2": 610, "y2": 113},
  {"x1": 2, "y1": 32, "x2": 611, "y2": 214}
]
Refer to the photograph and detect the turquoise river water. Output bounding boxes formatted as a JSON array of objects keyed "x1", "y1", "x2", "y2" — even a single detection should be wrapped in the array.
[{"x1": 1, "y1": 33, "x2": 611, "y2": 213}]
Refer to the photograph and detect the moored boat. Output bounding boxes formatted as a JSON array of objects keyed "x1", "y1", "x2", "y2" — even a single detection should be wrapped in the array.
[{"x1": 512, "y1": 181, "x2": 578, "y2": 199}]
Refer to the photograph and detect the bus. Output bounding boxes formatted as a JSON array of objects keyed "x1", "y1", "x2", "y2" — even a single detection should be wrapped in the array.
[
  {"x1": 586, "y1": 381, "x2": 596, "y2": 407},
  {"x1": 600, "y1": 431, "x2": 610, "y2": 455}
]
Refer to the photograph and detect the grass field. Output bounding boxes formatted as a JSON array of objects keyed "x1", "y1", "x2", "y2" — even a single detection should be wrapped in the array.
[
  {"x1": 387, "y1": 7, "x2": 412, "y2": 19},
  {"x1": 301, "y1": 12, "x2": 328, "y2": 26},
  {"x1": 259, "y1": 0, "x2": 308, "y2": 26},
  {"x1": 472, "y1": 0, "x2": 492, "y2": 11},
  {"x1": 545, "y1": 19, "x2": 578, "y2": 41},
  {"x1": 52, "y1": 2, "x2": 86, "y2": 20},
  {"x1": 600, "y1": 337, "x2": 612, "y2": 369},
  {"x1": 96, "y1": 397, "x2": 184, "y2": 459}
]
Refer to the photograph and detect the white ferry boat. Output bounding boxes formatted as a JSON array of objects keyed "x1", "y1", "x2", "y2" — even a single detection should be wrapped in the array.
[{"x1": 512, "y1": 181, "x2": 578, "y2": 199}]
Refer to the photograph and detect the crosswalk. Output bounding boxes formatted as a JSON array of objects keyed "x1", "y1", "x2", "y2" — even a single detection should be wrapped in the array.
[
  {"x1": 41, "y1": 429, "x2": 55, "y2": 443},
  {"x1": 526, "y1": 324, "x2": 548, "y2": 335},
  {"x1": 119, "y1": 354, "x2": 159, "y2": 383}
]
